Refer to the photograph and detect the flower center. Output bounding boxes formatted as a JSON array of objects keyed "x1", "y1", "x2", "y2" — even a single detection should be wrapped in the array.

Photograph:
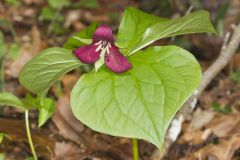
[{"x1": 94, "y1": 40, "x2": 111, "y2": 54}]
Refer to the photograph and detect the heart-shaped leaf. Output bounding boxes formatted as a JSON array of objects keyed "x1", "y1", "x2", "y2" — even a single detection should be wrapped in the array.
[
  {"x1": 71, "y1": 46, "x2": 201, "y2": 148},
  {"x1": 117, "y1": 7, "x2": 216, "y2": 55},
  {"x1": 19, "y1": 47, "x2": 82, "y2": 95},
  {"x1": 0, "y1": 93, "x2": 26, "y2": 110}
]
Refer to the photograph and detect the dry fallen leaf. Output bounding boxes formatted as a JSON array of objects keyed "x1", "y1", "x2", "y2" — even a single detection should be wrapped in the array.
[
  {"x1": 207, "y1": 113, "x2": 240, "y2": 137},
  {"x1": 188, "y1": 108, "x2": 215, "y2": 131},
  {"x1": 189, "y1": 136, "x2": 240, "y2": 160},
  {"x1": 52, "y1": 95, "x2": 84, "y2": 143},
  {"x1": 83, "y1": 11, "x2": 110, "y2": 23},
  {"x1": 182, "y1": 129, "x2": 203, "y2": 144},
  {"x1": 0, "y1": 118, "x2": 54, "y2": 159},
  {"x1": 61, "y1": 73, "x2": 80, "y2": 94},
  {"x1": 23, "y1": 0, "x2": 45, "y2": 5},
  {"x1": 64, "y1": 10, "x2": 82, "y2": 28},
  {"x1": 231, "y1": 53, "x2": 240, "y2": 70},
  {"x1": 180, "y1": 108, "x2": 215, "y2": 144},
  {"x1": 53, "y1": 142, "x2": 85, "y2": 160},
  {"x1": 5, "y1": 25, "x2": 47, "y2": 78}
]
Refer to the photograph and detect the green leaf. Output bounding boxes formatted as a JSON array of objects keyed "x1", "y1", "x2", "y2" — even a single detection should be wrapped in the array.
[
  {"x1": 230, "y1": 71, "x2": 240, "y2": 84},
  {"x1": 117, "y1": 7, "x2": 216, "y2": 55},
  {"x1": 22, "y1": 94, "x2": 39, "y2": 109},
  {"x1": 71, "y1": 46, "x2": 201, "y2": 148},
  {"x1": 0, "y1": 153, "x2": 4, "y2": 160},
  {"x1": 51, "y1": 22, "x2": 68, "y2": 35},
  {"x1": 0, "y1": 93, "x2": 26, "y2": 110},
  {"x1": 40, "y1": 7, "x2": 55, "y2": 21},
  {"x1": 8, "y1": 43, "x2": 20, "y2": 59},
  {"x1": 116, "y1": 7, "x2": 167, "y2": 52},
  {"x1": 19, "y1": 47, "x2": 82, "y2": 95},
  {"x1": 38, "y1": 98, "x2": 55, "y2": 127},
  {"x1": 75, "y1": 0, "x2": 99, "y2": 8},
  {"x1": 5, "y1": 0, "x2": 21, "y2": 6},
  {"x1": 64, "y1": 23, "x2": 98, "y2": 50},
  {"x1": 22, "y1": 94, "x2": 55, "y2": 127},
  {"x1": 48, "y1": 0, "x2": 70, "y2": 9},
  {"x1": 211, "y1": 102, "x2": 231, "y2": 114},
  {"x1": 0, "y1": 31, "x2": 6, "y2": 59},
  {"x1": 0, "y1": 132, "x2": 10, "y2": 145},
  {"x1": 0, "y1": 133, "x2": 4, "y2": 144}
]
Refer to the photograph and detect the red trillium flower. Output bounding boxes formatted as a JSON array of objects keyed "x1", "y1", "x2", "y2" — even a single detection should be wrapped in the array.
[{"x1": 73, "y1": 25, "x2": 132, "y2": 73}]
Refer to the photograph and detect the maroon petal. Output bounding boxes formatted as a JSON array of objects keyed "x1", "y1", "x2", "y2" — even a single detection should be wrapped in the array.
[
  {"x1": 93, "y1": 25, "x2": 114, "y2": 44},
  {"x1": 73, "y1": 44, "x2": 100, "y2": 64},
  {"x1": 105, "y1": 46, "x2": 132, "y2": 73}
]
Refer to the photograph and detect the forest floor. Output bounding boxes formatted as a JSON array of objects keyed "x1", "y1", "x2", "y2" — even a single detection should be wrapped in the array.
[{"x1": 0, "y1": 0, "x2": 240, "y2": 160}]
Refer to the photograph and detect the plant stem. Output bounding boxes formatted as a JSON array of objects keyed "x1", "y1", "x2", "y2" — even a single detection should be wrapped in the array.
[
  {"x1": 0, "y1": 58, "x2": 5, "y2": 92},
  {"x1": 25, "y1": 110, "x2": 38, "y2": 160},
  {"x1": 132, "y1": 138, "x2": 139, "y2": 160},
  {"x1": 56, "y1": 80, "x2": 63, "y2": 98}
]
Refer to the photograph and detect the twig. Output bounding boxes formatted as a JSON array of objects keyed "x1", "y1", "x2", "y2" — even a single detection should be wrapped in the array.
[{"x1": 151, "y1": 23, "x2": 240, "y2": 160}]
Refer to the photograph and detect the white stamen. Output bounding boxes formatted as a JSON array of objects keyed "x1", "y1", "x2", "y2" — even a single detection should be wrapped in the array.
[
  {"x1": 106, "y1": 46, "x2": 110, "y2": 54},
  {"x1": 95, "y1": 44, "x2": 102, "y2": 52},
  {"x1": 94, "y1": 40, "x2": 102, "y2": 45},
  {"x1": 108, "y1": 42, "x2": 111, "y2": 48},
  {"x1": 94, "y1": 40, "x2": 113, "y2": 72},
  {"x1": 94, "y1": 40, "x2": 111, "y2": 53}
]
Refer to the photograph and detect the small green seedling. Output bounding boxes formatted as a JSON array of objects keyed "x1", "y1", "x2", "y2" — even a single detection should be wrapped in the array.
[
  {"x1": 0, "y1": 93, "x2": 55, "y2": 160},
  {"x1": 211, "y1": 102, "x2": 231, "y2": 114}
]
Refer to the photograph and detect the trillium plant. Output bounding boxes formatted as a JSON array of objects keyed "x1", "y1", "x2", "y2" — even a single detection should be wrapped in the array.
[{"x1": 0, "y1": 7, "x2": 216, "y2": 160}]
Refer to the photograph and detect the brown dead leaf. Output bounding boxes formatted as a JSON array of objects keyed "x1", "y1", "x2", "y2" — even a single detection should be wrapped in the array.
[
  {"x1": 83, "y1": 11, "x2": 110, "y2": 23},
  {"x1": 180, "y1": 109, "x2": 215, "y2": 144},
  {"x1": 188, "y1": 108, "x2": 215, "y2": 131},
  {"x1": 53, "y1": 142, "x2": 85, "y2": 160},
  {"x1": 189, "y1": 136, "x2": 240, "y2": 160},
  {"x1": 5, "y1": 25, "x2": 47, "y2": 78},
  {"x1": 231, "y1": 53, "x2": 240, "y2": 70},
  {"x1": 0, "y1": 117, "x2": 54, "y2": 159},
  {"x1": 181, "y1": 129, "x2": 203, "y2": 145},
  {"x1": 51, "y1": 73, "x2": 80, "y2": 96},
  {"x1": 199, "y1": 91, "x2": 216, "y2": 110},
  {"x1": 64, "y1": 10, "x2": 82, "y2": 28},
  {"x1": 189, "y1": 35, "x2": 222, "y2": 60},
  {"x1": 72, "y1": 21, "x2": 86, "y2": 31},
  {"x1": 22, "y1": 7, "x2": 37, "y2": 18},
  {"x1": 223, "y1": 0, "x2": 240, "y2": 31},
  {"x1": 52, "y1": 95, "x2": 84, "y2": 143},
  {"x1": 61, "y1": 73, "x2": 80, "y2": 94},
  {"x1": 207, "y1": 113, "x2": 240, "y2": 137},
  {"x1": 23, "y1": 0, "x2": 45, "y2": 5}
]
